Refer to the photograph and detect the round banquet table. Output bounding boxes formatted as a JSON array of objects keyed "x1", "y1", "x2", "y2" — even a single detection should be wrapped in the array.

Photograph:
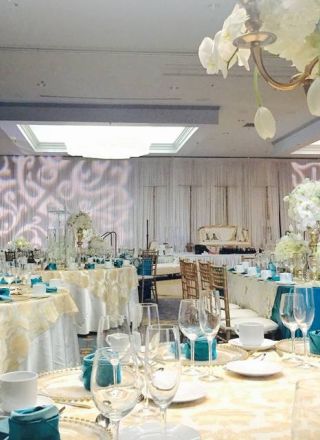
[
  {"x1": 41, "y1": 266, "x2": 139, "y2": 334},
  {"x1": 0, "y1": 288, "x2": 80, "y2": 374},
  {"x1": 43, "y1": 348, "x2": 320, "y2": 440}
]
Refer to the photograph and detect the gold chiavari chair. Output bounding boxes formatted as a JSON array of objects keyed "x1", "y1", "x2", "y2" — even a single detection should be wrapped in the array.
[
  {"x1": 198, "y1": 261, "x2": 212, "y2": 292},
  {"x1": 179, "y1": 259, "x2": 199, "y2": 299}
]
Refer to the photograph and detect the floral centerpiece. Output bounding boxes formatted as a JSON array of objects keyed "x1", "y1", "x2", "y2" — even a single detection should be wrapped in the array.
[
  {"x1": 87, "y1": 235, "x2": 106, "y2": 257},
  {"x1": 198, "y1": 1, "x2": 320, "y2": 139},
  {"x1": 8, "y1": 236, "x2": 32, "y2": 251},
  {"x1": 284, "y1": 179, "x2": 320, "y2": 231},
  {"x1": 274, "y1": 232, "x2": 308, "y2": 262},
  {"x1": 67, "y1": 211, "x2": 92, "y2": 232}
]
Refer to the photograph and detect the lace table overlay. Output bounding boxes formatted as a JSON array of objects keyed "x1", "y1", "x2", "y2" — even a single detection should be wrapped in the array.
[
  {"x1": 227, "y1": 273, "x2": 278, "y2": 318},
  {"x1": 41, "y1": 267, "x2": 138, "y2": 317},
  {"x1": 0, "y1": 289, "x2": 78, "y2": 372},
  {"x1": 57, "y1": 350, "x2": 320, "y2": 439}
]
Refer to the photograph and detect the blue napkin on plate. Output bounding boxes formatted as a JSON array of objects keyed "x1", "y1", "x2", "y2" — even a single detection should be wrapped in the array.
[
  {"x1": 84, "y1": 263, "x2": 95, "y2": 270},
  {"x1": 0, "y1": 278, "x2": 8, "y2": 285},
  {"x1": 0, "y1": 405, "x2": 60, "y2": 440},
  {"x1": 30, "y1": 277, "x2": 42, "y2": 286},
  {"x1": 45, "y1": 263, "x2": 57, "y2": 271},
  {"x1": 0, "y1": 288, "x2": 11, "y2": 302},
  {"x1": 184, "y1": 337, "x2": 217, "y2": 361},
  {"x1": 114, "y1": 259, "x2": 123, "y2": 268},
  {"x1": 309, "y1": 330, "x2": 320, "y2": 355},
  {"x1": 46, "y1": 287, "x2": 57, "y2": 293},
  {"x1": 82, "y1": 353, "x2": 121, "y2": 391}
]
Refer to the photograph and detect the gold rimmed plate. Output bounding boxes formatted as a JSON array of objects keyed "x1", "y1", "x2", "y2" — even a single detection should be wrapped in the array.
[
  {"x1": 60, "y1": 417, "x2": 110, "y2": 439},
  {"x1": 276, "y1": 338, "x2": 320, "y2": 358},
  {"x1": 38, "y1": 367, "x2": 91, "y2": 402},
  {"x1": 182, "y1": 344, "x2": 248, "y2": 367}
]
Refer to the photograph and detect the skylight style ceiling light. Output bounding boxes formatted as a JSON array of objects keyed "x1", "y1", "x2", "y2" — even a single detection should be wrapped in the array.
[
  {"x1": 18, "y1": 125, "x2": 197, "y2": 158},
  {"x1": 292, "y1": 140, "x2": 320, "y2": 155},
  {"x1": 199, "y1": 0, "x2": 320, "y2": 140}
]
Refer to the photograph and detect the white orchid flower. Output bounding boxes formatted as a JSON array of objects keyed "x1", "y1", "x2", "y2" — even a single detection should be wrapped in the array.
[
  {"x1": 254, "y1": 106, "x2": 276, "y2": 140},
  {"x1": 307, "y1": 76, "x2": 320, "y2": 116}
]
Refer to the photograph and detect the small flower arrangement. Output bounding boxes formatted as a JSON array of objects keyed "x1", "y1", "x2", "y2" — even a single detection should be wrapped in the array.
[
  {"x1": 8, "y1": 236, "x2": 32, "y2": 251},
  {"x1": 274, "y1": 232, "x2": 308, "y2": 261},
  {"x1": 87, "y1": 235, "x2": 106, "y2": 257},
  {"x1": 67, "y1": 211, "x2": 92, "y2": 231},
  {"x1": 284, "y1": 179, "x2": 320, "y2": 231}
]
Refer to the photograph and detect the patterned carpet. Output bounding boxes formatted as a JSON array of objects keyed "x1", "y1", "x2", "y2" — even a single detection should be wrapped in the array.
[{"x1": 78, "y1": 296, "x2": 181, "y2": 358}]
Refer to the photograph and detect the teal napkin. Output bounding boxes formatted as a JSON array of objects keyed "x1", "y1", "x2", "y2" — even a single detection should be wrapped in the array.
[
  {"x1": 271, "y1": 275, "x2": 280, "y2": 281},
  {"x1": 84, "y1": 263, "x2": 95, "y2": 270},
  {"x1": 114, "y1": 259, "x2": 123, "y2": 268},
  {"x1": 184, "y1": 337, "x2": 217, "y2": 361},
  {"x1": 0, "y1": 288, "x2": 11, "y2": 302},
  {"x1": 46, "y1": 287, "x2": 57, "y2": 293},
  {"x1": 45, "y1": 263, "x2": 57, "y2": 271},
  {"x1": 0, "y1": 278, "x2": 8, "y2": 285},
  {"x1": 6, "y1": 405, "x2": 60, "y2": 440},
  {"x1": 309, "y1": 330, "x2": 320, "y2": 355},
  {"x1": 30, "y1": 277, "x2": 42, "y2": 286},
  {"x1": 82, "y1": 353, "x2": 121, "y2": 391}
]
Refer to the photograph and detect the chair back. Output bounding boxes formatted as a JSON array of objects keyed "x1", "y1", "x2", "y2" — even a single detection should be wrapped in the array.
[
  {"x1": 198, "y1": 261, "x2": 212, "y2": 291},
  {"x1": 179, "y1": 259, "x2": 199, "y2": 299},
  {"x1": 5, "y1": 251, "x2": 15, "y2": 262},
  {"x1": 140, "y1": 249, "x2": 158, "y2": 276},
  {"x1": 210, "y1": 265, "x2": 231, "y2": 339}
]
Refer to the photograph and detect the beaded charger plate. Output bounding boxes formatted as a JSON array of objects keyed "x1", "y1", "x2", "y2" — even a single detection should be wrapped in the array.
[
  {"x1": 182, "y1": 344, "x2": 248, "y2": 367},
  {"x1": 60, "y1": 417, "x2": 110, "y2": 440},
  {"x1": 276, "y1": 338, "x2": 320, "y2": 357},
  {"x1": 38, "y1": 367, "x2": 91, "y2": 402}
]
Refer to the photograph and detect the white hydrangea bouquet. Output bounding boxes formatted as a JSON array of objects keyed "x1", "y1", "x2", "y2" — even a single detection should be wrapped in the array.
[
  {"x1": 67, "y1": 211, "x2": 92, "y2": 231},
  {"x1": 8, "y1": 236, "x2": 32, "y2": 251},
  {"x1": 274, "y1": 232, "x2": 308, "y2": 261},
  {"x1": 87, "y1": 235, "x2": 106, "y2": 257},
  {"x1": 284, "y1": 179, "x2": 320, "y2": 231}
]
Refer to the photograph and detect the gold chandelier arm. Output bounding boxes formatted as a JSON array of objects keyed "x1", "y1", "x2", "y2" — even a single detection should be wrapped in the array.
[{"x1": 251, "y1": 45, "x2": 319, "y2": 91}]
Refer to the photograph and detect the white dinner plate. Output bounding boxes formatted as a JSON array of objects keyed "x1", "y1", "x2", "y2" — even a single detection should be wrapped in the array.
[
  {"x1": 276, "y1": 281, "x2": 295, "y2": 285},
  {"x1": 229, "y1": 338, "x2": 276, "y2": 351},
  {"x1": 0, "y1": 394, "x2": 54, "y2": 415},
  {"x1": 120, "y1": 422, "x2": 200, "y2": 440},
  {"x1": 226, "y1": 360, "x2": 282, "y2": 377},
  {"x1": 173, "y1": 381, "x2": 206, "y2": 403}
]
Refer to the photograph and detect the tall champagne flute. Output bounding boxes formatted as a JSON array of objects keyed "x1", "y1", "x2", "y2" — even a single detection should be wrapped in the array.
[
  {"x1": 199, "y1": 290, "x2": 221, "y2": 382},
  {"x1": 279, "y1": 293, "x2": 299, "y2": 361},
  {"x1": 145, "y1": 324, "x2": 181, "y2": 439},
  {"x1": 132, "y1": 303, "x2": 159, "y2": 417},
  {"x1": 91, "y1": 347, "x2": 141, "y2": 440},
  {"x1": 293, "y1": 287, "x2": 315, "y2": 368},
  {"x1": 178, "y1": 299, "x2": 203, "y2": 375}
]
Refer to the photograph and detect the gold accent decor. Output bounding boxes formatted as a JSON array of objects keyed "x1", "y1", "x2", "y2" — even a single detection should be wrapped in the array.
[{"x1": 308, "y1": 227, "x2": 320, "y2": 256}]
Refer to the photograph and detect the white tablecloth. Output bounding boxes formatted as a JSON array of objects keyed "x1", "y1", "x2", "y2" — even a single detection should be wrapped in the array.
[
  {"x1": 227, "y1": 272, "x2": 278, "y2": 318},
  {"x1": 176, "y1": 253, "x2": 245, "y2": 268}
]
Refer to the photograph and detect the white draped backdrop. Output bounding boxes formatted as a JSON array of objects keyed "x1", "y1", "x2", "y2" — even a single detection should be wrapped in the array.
[{"x1": 0, "y1": 156, "x2": 319, "y2": 251}]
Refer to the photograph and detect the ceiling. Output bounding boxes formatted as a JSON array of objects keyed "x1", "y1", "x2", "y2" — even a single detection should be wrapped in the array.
[{"x1": 0, "y1": 0, "x2": 319, "y2": 158}]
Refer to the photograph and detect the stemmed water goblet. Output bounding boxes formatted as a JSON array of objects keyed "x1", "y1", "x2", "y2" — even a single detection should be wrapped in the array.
[
  {"x1": 144, "y1": 324, "x2": 181, "y2": 439},
  {"x1": 293, "y1": 287, "x2": 315, "y2": 368},
  {"x1": 199, "y1": 290, "x2": 221, "y2": 382},
  {"x1": 91, "y1": 347, "x2": 141, "y2": 440},
  {"x1": 279, "y1": 293, "x2": 299, "y2": 362},
  {"x1": 132, "y1": 302, "x2": 160, "y2": 418},
  {"x1": 178, "y1": 299, "x2": 203, "y2": 375}
]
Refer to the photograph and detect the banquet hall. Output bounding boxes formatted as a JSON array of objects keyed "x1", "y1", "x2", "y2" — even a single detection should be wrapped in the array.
[{"x1": 0, "y1": 0, "x2": 320, "y2": 439}]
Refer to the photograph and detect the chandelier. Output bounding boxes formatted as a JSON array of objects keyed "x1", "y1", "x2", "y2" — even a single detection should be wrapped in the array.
[{"x1": 199, "y1": 0, "x2": 320, "y2": 140}]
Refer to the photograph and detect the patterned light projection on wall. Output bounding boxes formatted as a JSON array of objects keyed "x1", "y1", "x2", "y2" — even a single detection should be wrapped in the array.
[{"x1": 0, "y1": 156, "x2": 132, "y2": 248}]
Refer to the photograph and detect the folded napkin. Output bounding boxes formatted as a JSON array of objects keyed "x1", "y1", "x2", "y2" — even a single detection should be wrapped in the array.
[
  {"x1": 84, "y1": 263, "x2": 95, "y2": 270},
  {"x1": 0, "y1": 278, "x2": 8, "y2": 285},
  {"x1": 82, "y1": 353, "x2": 121, "y2": 391},
  {"x1": 45, "y1": 263, "x2": 57, "y2": 271},
  {"x1": 309, "y1": 330, "x2": 320, "y2": 355},
  {"x1": 0, "y1": 405, "x2": 60, "y2": 440},
  {"x1": 30, "y1": 277, "x2": 42, "y2": 286},
  {"x1": 46, "y1": 287, "x2": 57, "y2": 293},
  {"x1": 271, "y1": 275, "x2": 280, "y2": 281},
  {"x1": 184, "y1": 337, "x2": 217, "y2": 361},
  {"x1": 113, "y1": 259, "x2": 123, "y2": 268},
  {"x1": 0, "y1": 288, "x2": 11, "y2": 302}
]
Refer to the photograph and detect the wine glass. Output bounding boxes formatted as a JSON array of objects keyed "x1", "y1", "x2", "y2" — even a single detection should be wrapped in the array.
[
  {"x1": 293, "y1": 287, "x2": 315, "y2": 368},
  {"x1": 279, "y1": 293, "x2": 299, "y2": 362},
  {"x1": 97, "y1": 315, "x2": 132, "y2": 359},
  {"x1": 132, "y1": 303, "x2": 160, "y2": 417},
  {"x1": 145, "y1": 324, "x2": 181, "y2": 439},
  {"x1": 91, "y1": 347, "x2": 141, "y2": 440},
  {"x1": 292, "y1": 379, "x2": 320, "y2": 439},
  {"x1": 199, "y1": 290, "x2": 221, "y2": 382},
  {"x1": 178, "y1": 299, "x2": 203, "y2": 375}
]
